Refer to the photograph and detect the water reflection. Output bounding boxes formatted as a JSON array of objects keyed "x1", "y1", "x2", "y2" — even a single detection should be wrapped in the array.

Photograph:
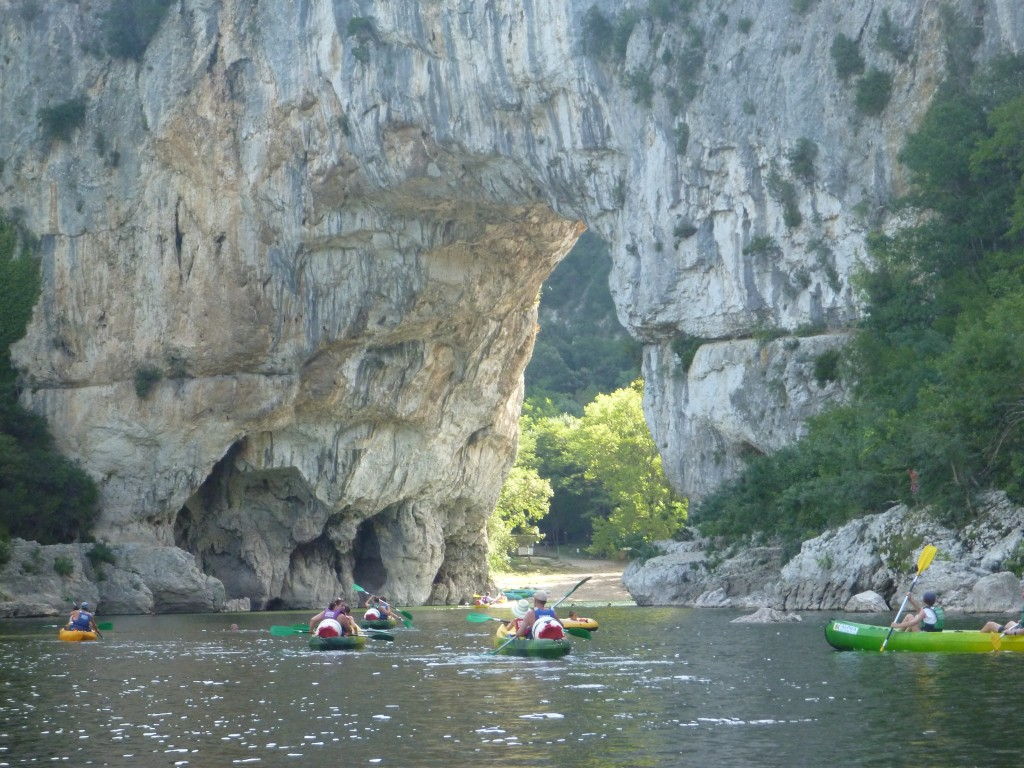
[{"x1": 3, "y1": 609, "x2": 1024, "y2": 766}]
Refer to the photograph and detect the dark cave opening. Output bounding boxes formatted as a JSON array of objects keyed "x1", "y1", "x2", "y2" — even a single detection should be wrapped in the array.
[{"x1": 352, "y1": 517, "x2": 387, "y2": 594}]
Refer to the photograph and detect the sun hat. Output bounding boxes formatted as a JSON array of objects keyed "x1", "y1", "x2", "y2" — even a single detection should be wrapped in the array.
[
  {"x1": 512, "y1": 599, "x2": 531, "y2": 618},
  {"x1": 80, "y1": 601, "x2": 89, "y2": 610},
  {"x1": 533, "y1": 590, "x2": 549, "y2": 603}
]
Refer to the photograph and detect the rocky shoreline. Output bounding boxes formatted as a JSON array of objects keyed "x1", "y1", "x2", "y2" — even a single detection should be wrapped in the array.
[{"x1": 624, "y1": 492, "x2": 1024, "y2": 615}]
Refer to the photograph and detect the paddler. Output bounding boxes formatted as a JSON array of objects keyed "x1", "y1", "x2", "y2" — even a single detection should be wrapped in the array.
[
  {"x1": 310, "y1": 598, "x2": 358, "y2": 637},
  {"x1": 515, "y1": 590, "x2": 566, "y2": 640},
  {"x1": 891, "y1": 591, "x2": 944, "y2": 632},
  {"x1": 979, "y1": 583, "x2": 1024, "y2": 635},
  {"x1": 67, "y1": 601, "x2": 98, "y2": 633}
]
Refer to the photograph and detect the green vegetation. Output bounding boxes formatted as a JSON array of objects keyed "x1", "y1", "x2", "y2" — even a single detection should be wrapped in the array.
[
  {"x1": 737, "y1": 18, "x2": 753, "y2": 34},
  {"x1": 855, "y1": 68, "x2": 893, "y2": 116},
  {"x1": 86, "y1": 541, "x2": 116, "y2": 569},
  {"x1": 134, "y1": 365, "x2": 163, "y2": 399},
  {"x1": 671, "y1": 334, "x2": 703, "y2": 372},
  {"x1": 787, "y1": 138, "x2": 818, "y2": 184},
  {"x1": 495, "y1": 383, "x2": 687, "y2": 559},
  {"x1": 38, "y1": 98, "x2": 87, "y2": 143},
  {"x1": 488, "y1": 426, "x2": 552, "y2": 570},
  {"x1": 0, "y1": 216, "x2": 99, "y2": 549},
  {"x1": 767, "y1": 170, "x2": 802, "y2": 228},
  {"x1": 697, "y1": 56, "x2": 1024, "y2": 548},
  {"x1": 877, "y1": 9, "x2": 912, "y2": 62},
  {"x1": 743, "y1": 235, "x2": 780, "y2": 258},
  {"x1": 53, "y1": 555, "x2": 74, "y2": 577},
  {"x1": 812, "y1": 348, "x2": 841, "y2": 385},
  {"x1": 102, "y1": 0, "x2": 174, "y2": 60},
  {"x1": 831, "y1": 34, "x2": 864, "y2": 81},
  {"x1": 525, "y1": 233, "x2": 642, "y2": 415},
  {"x1": 674, "y1": 123, "x2": 690, "y2": 154},
  {"x1": 791, "y1": 0, "x2": 816, "y2": 13}
]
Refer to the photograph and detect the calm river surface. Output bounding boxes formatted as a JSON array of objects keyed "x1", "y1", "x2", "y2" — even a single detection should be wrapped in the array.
[{"x1": 3, "y1": 606, "x2": 1024, "y2": 767}]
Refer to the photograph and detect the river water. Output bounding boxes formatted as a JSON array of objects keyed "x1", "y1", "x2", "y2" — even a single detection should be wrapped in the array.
[{"x1": 2, "y1": 606, "x2": 1023, "y2": 767}]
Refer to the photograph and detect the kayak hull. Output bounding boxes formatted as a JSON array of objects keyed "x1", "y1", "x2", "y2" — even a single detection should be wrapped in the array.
[
  {"x1": 359, "y1": 618, "x2": 398, "y2": 630},
  {"x1": 825, "y1": 619, "x2": 1024, "y2": 652},
  {"x1": 492, "y1": 625, "x2": 571, "y2": 658},
  {"x1": 563, "y1": 618, "x2": 599, "y2": 632},
  {"x1": 308, "y1": 634, "x2": 368, "y2": 651},
  {"x1": 59, "y1": 629, "x2": 98, "y2": 642}
]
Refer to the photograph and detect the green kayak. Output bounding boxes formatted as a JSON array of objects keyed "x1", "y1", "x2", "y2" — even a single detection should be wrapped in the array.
[
  {"x1": 359, "y1": 618, "x2": 398, "y2": 630},
  {"x1": 492, "y1": 625, "x2": 571, "y2": 658},
  {"x1": 308, "y1": 634, "x2": 368, "y2": 651},
  {"x1": 825, "y1": 619, "x2": 1024, "y2": 652}
]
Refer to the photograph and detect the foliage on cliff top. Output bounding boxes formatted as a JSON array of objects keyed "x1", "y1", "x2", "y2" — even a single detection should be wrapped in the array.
[
  {"x1": 697, "y1": 56, "x2": 1024, "y2": 548},
  {"x1": 0, "y1": 217, "x2": 99, "y2": 551}
]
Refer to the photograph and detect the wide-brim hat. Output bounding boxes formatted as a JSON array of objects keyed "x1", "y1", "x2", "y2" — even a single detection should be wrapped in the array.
[{"x1": 512, "y1": 599, "x2": 531, "y2": 618}]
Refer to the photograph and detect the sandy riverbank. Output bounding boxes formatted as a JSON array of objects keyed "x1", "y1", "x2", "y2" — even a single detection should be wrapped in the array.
[{"x1": 490, "y1": 553, "x2": 633, "y2": 604}]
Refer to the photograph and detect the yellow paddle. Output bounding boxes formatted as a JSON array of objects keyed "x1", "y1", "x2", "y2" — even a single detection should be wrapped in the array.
[{"x1": 880, "y1": 544, "x2": 937, "y2": 651}]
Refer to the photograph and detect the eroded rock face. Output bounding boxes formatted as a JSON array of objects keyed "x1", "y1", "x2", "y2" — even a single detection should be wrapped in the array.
[
  {"x1": 3, "y1": 1, "x2": 1023, "y2": 608},
  {"x1": 623, "y1": 493, "x2": 1024, "y2": 612}
]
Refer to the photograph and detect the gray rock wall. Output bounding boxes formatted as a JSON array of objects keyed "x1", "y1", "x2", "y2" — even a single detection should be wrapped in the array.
[{"x1": 2, "y1": 0, "x2": 1023, "y2": 609}]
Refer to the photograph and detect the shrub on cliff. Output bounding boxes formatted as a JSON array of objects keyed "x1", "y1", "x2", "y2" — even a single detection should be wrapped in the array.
[
  {"x1": 38, "y1": 98, "x2": 87, "y2": 143},
  {"x1": 697, "y1": 56, "x2": 1024, "y2": 546}
]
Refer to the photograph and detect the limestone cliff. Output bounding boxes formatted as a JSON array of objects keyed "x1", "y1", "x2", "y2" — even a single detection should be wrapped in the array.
[{"x1": 1, "y1": 0, "x2": 1022, "y2": 609}]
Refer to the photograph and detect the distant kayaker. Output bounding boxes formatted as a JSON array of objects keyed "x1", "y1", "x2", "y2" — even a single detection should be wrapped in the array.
[
  {"x1": 364, "y1": 594, "x2": 401, "y2": 623},
  {"x1": 310, "y1": 598, "x2": 357, "y2": 637},
  {"x1": 891, "y1": 591, "x2": 944, "y2": 632},
  {"x1": 67, "y1": 601, "x2": 98, "y2": 633},
  {"x1": 515, "y1": 590, "x2": 566, "y2": 640},
  {"x1": 979, "y1": 584, "x2": 1024, "y2": 635}
]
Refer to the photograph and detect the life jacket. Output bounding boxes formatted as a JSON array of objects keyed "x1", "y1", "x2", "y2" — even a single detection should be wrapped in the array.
[
  {"x1": 316, "y1": 618, "x2": 343, "y2": 638},
  {"x1": 530, "y1": 608, "x2": 564, "y2": 640},
  {"x1": 923, "y1": 605, "x2": 945, "y2": 631},
  {"x1": 70, "y1": 610, "x2": 93, "y2": 631}
]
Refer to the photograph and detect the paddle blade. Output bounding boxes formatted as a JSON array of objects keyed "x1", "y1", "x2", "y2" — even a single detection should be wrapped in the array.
[
  {"x1": 270, "y1": 625, "x2": 306, "y2": 637},
  {"x1": 363, "y1": 631, "x2": 394, "y2": 642},
  {"x1": 565, "y1": 627, "x2": 591, "y2": 639},
  {"x1": 290, "y1": 623, "x2": 309, "y2": 632},
  {"x1": 352, "y1": 583, "x2": 367, "y2": 593},
  {"x1": 399, "y1": 609, "x2": 414, "y2": 621},
  {"x1": 466, "y1": 613, "x2": 500, "y2": 623},
  {"x1": 916, "y1": 545, "x2": 937, "y2": 574},
  {"x1": 96, "y1": 622, "x2": 113, "y2": 631}
]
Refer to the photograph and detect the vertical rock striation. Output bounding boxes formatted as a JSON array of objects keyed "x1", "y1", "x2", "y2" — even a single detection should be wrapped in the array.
[{"x1": 1, "y1": 0, "x2": 1022, "y2": 608}]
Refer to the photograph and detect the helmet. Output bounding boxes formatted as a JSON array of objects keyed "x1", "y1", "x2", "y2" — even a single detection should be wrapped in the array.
[
  {"x1": 80, "y1": 601, "x2": 89, "y2": 610},
  {"x1": 533, "y1": 590, "x2": 549, "y2": 603},
  {"x1": 922, "y1": 591, "x2": 937, "y2": 605}
]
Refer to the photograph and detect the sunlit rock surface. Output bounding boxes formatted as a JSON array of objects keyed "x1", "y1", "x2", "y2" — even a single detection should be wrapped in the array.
[{"x1": 2, "y1": 0, "x2": 1023, "y2": 608}]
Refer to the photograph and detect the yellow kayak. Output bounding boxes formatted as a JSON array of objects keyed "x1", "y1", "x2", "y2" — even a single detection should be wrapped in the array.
[
  {"x1": 563, "y1": 617, "x2": 599, "y2": 631},
  {"x1": 59, "y1": 628, "x2": 98, "y2": 642}
]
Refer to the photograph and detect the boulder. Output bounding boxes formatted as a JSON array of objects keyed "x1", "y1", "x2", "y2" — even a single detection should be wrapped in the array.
[{"x1": 844, "y1": 591, "x2": 889, "y2": 612}]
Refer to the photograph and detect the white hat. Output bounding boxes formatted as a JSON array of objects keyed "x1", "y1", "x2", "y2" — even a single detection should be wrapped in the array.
[
  {"x1": 533, "y1": 590, "x2": 549, "y2": 603},
  {"x1": 512, "y1": 599, "x2": 531, "y2": 618}
]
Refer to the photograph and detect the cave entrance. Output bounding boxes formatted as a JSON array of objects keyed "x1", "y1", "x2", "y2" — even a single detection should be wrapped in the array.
[{"x1": 352, "y1": 516, "x2": 387, "y2": 594}]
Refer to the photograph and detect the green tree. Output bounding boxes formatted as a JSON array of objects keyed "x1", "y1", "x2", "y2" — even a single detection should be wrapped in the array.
[
  {"x1": 569, "y1": 381, "x2": 687, "y2": 556},
  {"x1": 488, "y1": 418, "x2": 553, "y2": 569}
]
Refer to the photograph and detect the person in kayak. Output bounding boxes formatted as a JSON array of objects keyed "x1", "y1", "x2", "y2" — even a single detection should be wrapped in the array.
[
  {"x1": 67, "y1": 601, "x2": 98, "y2": 633},
  {"x1": 891, "y1": 591, "x2": 944, "y2": 632},
  {"x1": 364, "y1": 594, "x2": 401, "y2": 623},
  {"x1": 310, "y1": 599, "x2": 358, "y2": 637},
  {"x1": 979, "y1": 584, "x2": 1024, "y2": 634},
  {"x1": 515, "y1": 590, "x2": 566, "y2": 640},
  {"x1": 502, "y1": 599, "x2": 531, "y2": 636}
]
